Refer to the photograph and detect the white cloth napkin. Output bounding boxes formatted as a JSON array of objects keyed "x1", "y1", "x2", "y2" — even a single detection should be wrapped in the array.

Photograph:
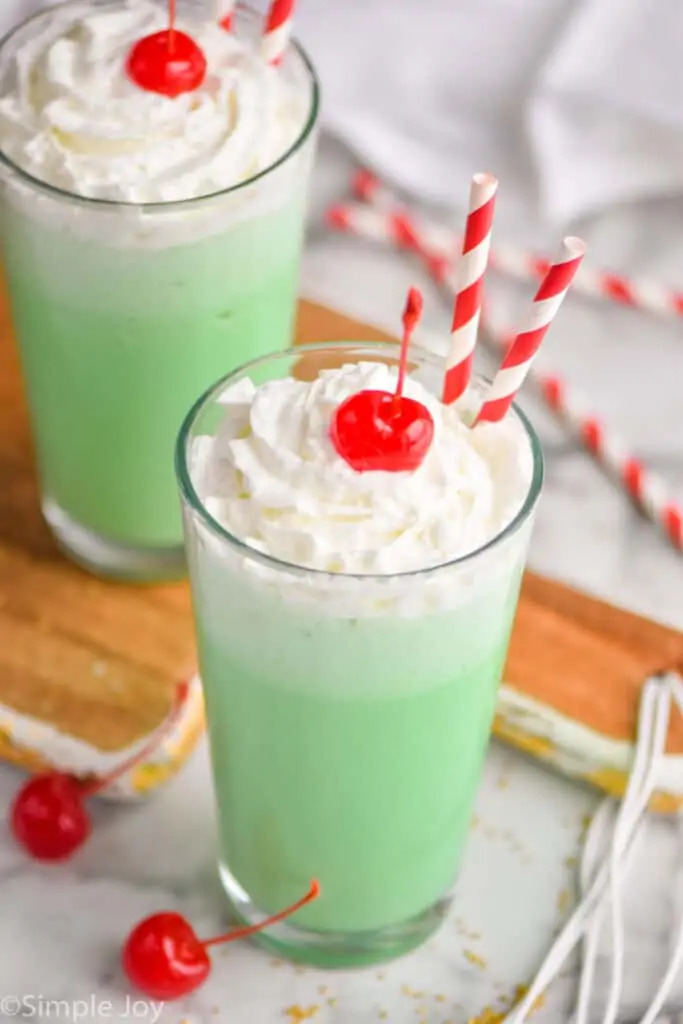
[
  {"x1": 529, "y1": 0, "x2": 683, "y2": 223},
  {"x1": 292, "y1": 0, "x2": 683, "y2": 225}
]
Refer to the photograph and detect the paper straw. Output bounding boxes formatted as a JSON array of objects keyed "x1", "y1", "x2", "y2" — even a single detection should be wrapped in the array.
[
  {"x1": 216, "y1": 1, "x2": 236, "y2": 30},
  {"x1": 475, "y1": 237, "x2": 586, "y2": 424},
  {"x1": 325, "y1": 198, "x2": 683, "y2": 553},
  {"x1": 352, "y1": 171, "x2": 456, "y2": 257},
  {"x1": 477, "y1": 309, "x2": 683, "y2": 549},
  {"x1": 261, "y1": 0, "x2": 295, "y2": 64},
  {"x1": 491, "y1": 247, "x2": 683, "y2": 322},
  {"x1": 442, "y1": 173, "x2": 498, "y2": 404},
  {"x1": 350, "y1": 170, "x2": 683, "y2": 323},
  {"x1": 326, "y1": 203, "x2": 451, "y2": 279}
]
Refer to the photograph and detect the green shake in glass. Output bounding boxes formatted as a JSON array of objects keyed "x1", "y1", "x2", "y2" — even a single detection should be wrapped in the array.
[
  {"x1": 176, "y1": 339, "x2": 543, "y2": 967},
  {"x1": 0, "y1": 0, "x2": 318, "y2": 579}
]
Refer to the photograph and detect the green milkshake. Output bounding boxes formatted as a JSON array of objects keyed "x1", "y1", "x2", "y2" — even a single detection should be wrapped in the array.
[
  {"x1": 177, "y1": 342, "x2": 543, "y2": 967},
  {"x1": 0, "y1": 0, "x2": 318, "y2": 579}
]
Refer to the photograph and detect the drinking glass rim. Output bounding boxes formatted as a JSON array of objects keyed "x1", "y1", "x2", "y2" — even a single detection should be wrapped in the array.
[
  {"x1": 175, "y1": 340, "x2": 545, "y2": 583},
  {"x1": 0, "y1": 0, "x2": 320, "y2": 212}
]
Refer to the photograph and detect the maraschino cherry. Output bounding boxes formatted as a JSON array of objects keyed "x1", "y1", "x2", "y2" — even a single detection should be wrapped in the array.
[
  {"x1": 123, "y1": 880, "x2": 320, "y2": 1000},
  {"x1": 127, "y1": 0, "x2": 206, "y2": 98},
  {"x1": 10, "y1": 681, "x2": 190, "y2": 862},
  {"x1": 331, "y1": 287, "x2": 435, "y2": 472}
]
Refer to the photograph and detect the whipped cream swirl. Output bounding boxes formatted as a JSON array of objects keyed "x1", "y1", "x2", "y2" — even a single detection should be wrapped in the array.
[
  {"x1": 0, "y1": 0, "x2": 309, "y2": 202},
  {"x1": 190, "y1": 362, "x2": 534, "y2": 576}
]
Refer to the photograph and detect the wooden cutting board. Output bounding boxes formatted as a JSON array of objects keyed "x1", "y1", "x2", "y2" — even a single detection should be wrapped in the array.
[{"x1": 1, "y1": 288, "x2": 682, "y2": 804}]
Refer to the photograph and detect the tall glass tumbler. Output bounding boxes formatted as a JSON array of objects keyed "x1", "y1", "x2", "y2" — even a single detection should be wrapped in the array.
[
  {"x1": 0, "y1": 1, "x2": 319, "y2": 580},
  {"x1": 176, "y1": 342, "x2": 544, "y2": 967}
]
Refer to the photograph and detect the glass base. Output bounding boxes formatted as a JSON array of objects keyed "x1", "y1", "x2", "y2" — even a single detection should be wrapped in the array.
[
  {"x1": 219, "y1": 862, "x2": 450, "y2": 968},
  {"x1": 43, "y1": 499, "x2": 186, "y2": 583}
]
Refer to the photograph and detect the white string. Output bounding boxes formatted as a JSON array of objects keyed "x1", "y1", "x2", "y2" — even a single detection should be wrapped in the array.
[
  {"x1": 670, "y1": 673, "x2": 683, "y2": 718},
  {"x1": 503, "y1": 689, "x2": 652, "y2": 1022},
  {"x1": 574, "y1": 675, "x2": 675, "y2": 1024},
  {"x1": 601, "y1": 679, "x2": 672, "y2": 1024},
  {"x1": 575, "y1": 801, "x2": 614, "y2": 1024},
  {"x1": 639, "y1": 920, "x2": 683, "y2": 1024},
  {"x1": 604, "y1": 825, "x2": 626, "y2": 1024},
  {"x1": 504, "y1": 675, "x2": 672, "y2": 1024},
  {"x1": 635, "y1": 672, "x2": 683, "y2": 1024}
]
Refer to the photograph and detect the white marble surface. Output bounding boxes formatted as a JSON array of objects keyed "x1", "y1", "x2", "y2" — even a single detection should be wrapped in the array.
[
  {"x1": 1, "y1": 135, "x2": 683, "y2": 1021},
  {"x1": 0, "y1": 738, "x2": 599, "y2": 1024}
]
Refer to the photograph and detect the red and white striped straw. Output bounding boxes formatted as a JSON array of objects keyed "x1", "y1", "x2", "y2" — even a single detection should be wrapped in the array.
[
  {"x1": 476, "y1": 237, "x2": 586, "y2": 424},
  {"x1": 324, "y1": 195, "x2": 683, "y2": 552},
  {"x1": 326, "y1": 202, "x2": 453, "y2": 283},
  {"x1": 442, "y1": 173, "x2": 498, "y2": 405},
  {"x1": 217, "y1": 0, "x2": 236, "y2": 31},
  {"x1": 480, "y1": 312, "x2": 683, "y2": 551},
  {"x1": 350, "y1": 169, "x2": 683, "y2": 323},
  {"x1": 353, "y1": 170, "x2": 453, "y2": 255},
  {"x1": 261, "y1": 0, "x2": 295, "y2": 64}
]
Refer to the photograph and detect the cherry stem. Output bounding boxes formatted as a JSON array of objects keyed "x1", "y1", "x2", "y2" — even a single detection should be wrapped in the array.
[
  {"x1": 395, "y1": 287, "x2": 423, "y2": 401},
  {"x1": 168, "y1": 0, "x2": 176, "y2": 52},
  {"x1": 78, "y1": 680, "x2": 190, "y2": 798},
  {"x1": 202, "y1": 880, "x2": 321, "y2": 948}
]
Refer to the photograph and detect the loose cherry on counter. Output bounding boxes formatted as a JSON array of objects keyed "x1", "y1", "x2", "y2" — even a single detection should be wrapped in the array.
[
  {"x1": 330, "y1": 287, "x2": 435, "y2": 472},
  {"x1": 10, "y1": 681, "x2": 190, "y2": 862},
  {"x1": 123, "y1": 880, "x2": 320, "y2": 1000},
  {"x1": 126, "y1": 0, "x2": 206, "y2": 98}
]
